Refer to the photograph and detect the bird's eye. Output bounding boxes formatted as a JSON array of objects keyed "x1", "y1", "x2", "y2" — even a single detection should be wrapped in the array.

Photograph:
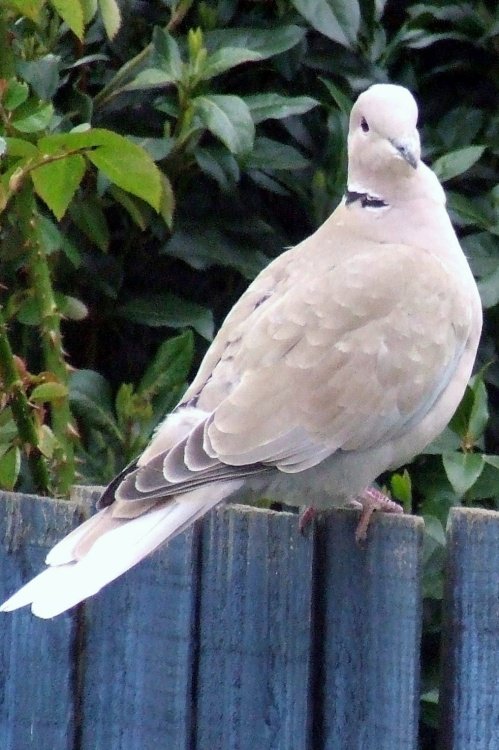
[{"x1": 360, "y1": 117, "x2": 369, "y2": 133}]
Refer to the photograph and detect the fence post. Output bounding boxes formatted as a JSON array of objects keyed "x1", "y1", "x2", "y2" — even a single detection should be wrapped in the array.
[
  {"x1": 0, "y1": 491, "x2": 85, "y2": 750},
  {"x1": 315, "y1": 510, "x2": 423, "y2": 750},
  {"x1": 439, "y1": 507, "x2": 499, "y2": 750}
]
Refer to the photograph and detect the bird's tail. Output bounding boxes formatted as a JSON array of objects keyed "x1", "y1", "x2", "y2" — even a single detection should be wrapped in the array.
[{"x1": 0, "y1": 480, "x2": 240, "y2": 619}]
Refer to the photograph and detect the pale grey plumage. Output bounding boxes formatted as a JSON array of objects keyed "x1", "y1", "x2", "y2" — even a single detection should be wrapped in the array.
[{"x1": 0, "y1": 83, "x2": 482, "y2": 618}]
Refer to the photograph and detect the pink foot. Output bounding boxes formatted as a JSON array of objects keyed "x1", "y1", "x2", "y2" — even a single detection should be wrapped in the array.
[
  {"x1": 298, "y1": 506, "x2": 317, "y2": 534},
  {"x1": 353, "y1": 486, "x2": 403, "y2": 544}
]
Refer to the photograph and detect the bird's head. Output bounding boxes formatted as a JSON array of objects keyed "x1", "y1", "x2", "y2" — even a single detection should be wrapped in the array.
[{"x1": 347, "y1": 84, "x2": 421, "y2": 195}]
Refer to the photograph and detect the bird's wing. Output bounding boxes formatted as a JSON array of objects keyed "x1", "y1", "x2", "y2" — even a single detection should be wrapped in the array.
[{"x1": 116, "y1": 239, "x2": 473, "y2": 505}]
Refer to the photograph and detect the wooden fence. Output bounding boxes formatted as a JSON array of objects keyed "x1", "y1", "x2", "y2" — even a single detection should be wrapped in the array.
[{"x1": 0, "y1": 487, "x2": 497, "y2": 750}]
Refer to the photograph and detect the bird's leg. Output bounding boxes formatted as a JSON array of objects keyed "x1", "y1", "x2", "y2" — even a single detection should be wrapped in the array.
[
  {"x1": 352, "y1": 486, "x2": 403, "y2": 544},
  {"x1": 298, "y1": 506, "x2": 317, "y2": 534}
]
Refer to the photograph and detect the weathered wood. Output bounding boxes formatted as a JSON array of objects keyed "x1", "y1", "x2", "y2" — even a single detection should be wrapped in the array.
[
  {"x1": 0, "y1": 491, "x2": 85, "y2": 750},
  {"x1": 71, "y1": 485, "x2": 200, "y2": 750},
  {"x1": 194, "y1": 504, "x2": 315, "y2": 750},
  {"x1": 0, "y1": 490, "x2": 425, "y2": 749},
  {"x1": 439, "y1": 507, "x2": 499, "y2": 750},
  {"x1": 314, "y1": 510, "x2": 424, "y2": 750}
]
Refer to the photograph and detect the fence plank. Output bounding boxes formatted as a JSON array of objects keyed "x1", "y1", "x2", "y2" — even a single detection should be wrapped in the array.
[
  {"x1": 315, "y1": 510, "x2": 423, "y2": 750},
  {"x1": 439, "y1": 507, "x2": 499, "y2": 750},
  {"x1": 71, "y1": 487, "x2": 200, "y2": 750},
  {"x1": 0, "y1": 491, "x2": 425, "y2": 750},
  {"x1": 193, "y1": 504, "x2": 315, "y2": 750},
  {"x1": 0, "y1": 492, "x2": 85, "y2": 750}
]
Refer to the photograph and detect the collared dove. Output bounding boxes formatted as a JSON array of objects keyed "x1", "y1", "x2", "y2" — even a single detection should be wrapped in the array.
[{"x1": 1, "y1": 83, "x2": 482, "y2": 618}]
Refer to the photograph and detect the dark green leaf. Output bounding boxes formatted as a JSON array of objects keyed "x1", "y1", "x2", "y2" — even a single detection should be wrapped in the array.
[
  {"x1": 201, "y1": 48, "x2": 261, "y2": 80},
  {"x1": 69, "y1": 369, "x2": 123, "y2": 440},
  {"x1": 152, "y1": 26, "x2": 182, "y2": 80},
  {"x1": 192, "y1": 95, "x2": 255, "y2": 154},
  {"x1": 139, "y1": 330, "x2": 194, "y2": 397},
  {"x1": 69, "y1": 196, "x2": 110, "y2": 251},
  {"x1": 290, "y1": 0, "x2": 359, "y2": 47},
  {"x1": 244, "y1": 137, "x2": 309, "y2": 170},
  {"x1": 162, "y1": 226, "x2": 269, "y2": 279},
  {"x1": 16, "y1": 55, "x2": 61, "y2": 100},
  {"x1": 442, "y1": 452, "x2": 485, "y2": 496},
  {"x1": 432, "y1": 146, "x2": 485, "y2": 182},
  {"x1": 244, "y1": 93, "x2": 319, "y2": 124},
  {"x1": 117, "y1": 293, "x2": 214, "y2": 340},
  {"x1": 204, "y1": 25, "x2": 306, "y2": 58}
]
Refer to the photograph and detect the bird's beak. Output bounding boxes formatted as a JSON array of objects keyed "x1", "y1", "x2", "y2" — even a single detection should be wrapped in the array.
[{"x1": 390, "y1": 136, "x2": 419, "y2": 169}]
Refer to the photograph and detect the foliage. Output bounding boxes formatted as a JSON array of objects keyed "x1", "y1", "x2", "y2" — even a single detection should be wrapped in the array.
[{"x1": 0, "y1": 1, "x2": 498, "y2": 745}]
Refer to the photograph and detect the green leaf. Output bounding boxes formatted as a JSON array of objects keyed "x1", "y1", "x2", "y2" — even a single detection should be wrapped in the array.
[
  {"x1": 139, "y1": 330, "x2": 194, "y2": 396},
  {"x1": 117, "y1": 293, "x2": 214, "y2": 340},
  {"x1": 50, "y1": 0, "x2": 84, "y2": 39},
  {"x1": 162, "y1": 226, "x2": 269, "y2": 280},
  {"x1": 320, "y1": 77, "x2": 353, "y2": 115},
  {"x1": 390, "y1": 469, "x2": 412, "y2": 511},
  {"x1": 478, "y1": 266, "x2": 499, "y2": 309},
  {"x1": 69, "y1": 196, "x2": 109, "y2": 251},
  {"x1": 432, "y1": 146, "x2": 485, "y2": 182},
  {"x1": 468, "y1": 375, "x2": 489, "y2": 441},
  {"x1": 442, "y1": 452, "x2": 485, "y2": 497},
  {"x1": 201, "y1": 48, "x2": 261, "y2": 80},
  {"x1": 31, "y1": 382, "x2": 69, "y2": 402},
  {"x1": 38, "y1": 129, "x2": 162, "y2": 211},
  {"x1": 483, "y1": 455, "x2": 499, "y2": 471},
  {"x1": 159, "y1": 172, "x2": 175, "y2": 229},
  {"x1": 37, "y1": 424, "x2": 58, "y2": 459},
  {"x1": 81, "y1": 0, "x2": 97, "y2": 23},
  {"x1": 290, "y1": 0, "x2": 351, "y2": 47},
  {"x1": 7, "y1": 0, "x2": 43, "y2": 21},
  {"x1": 98, "y1": 0, "x2": 121, "y2": 39},
  {"x1": 3, "y1": 79, "x2": 29, "y2": 111},
  {"x1": 204, "y1": 25, "x2": 306, "y2": 59},
  {"x1": 152, "y1": 27, "x2": 182, "y2": 80},
  {"x1": 11, "y1": 100, "x2": 54, "y2": 133},
  {"x1": 86, "y1": 136, "x2": 162, "y2": 211},
  {"x1": 31, "y1": 153, "x2": 86, "y2": 219},
  {"x1": 245, "y1": 137, "x2": 309, "y2": 170},
  {"x1": 69, "y1": 369, "x2": 123, "y2": 440},
  {"x1": 192, "y1": 95, "x2": 255, "y2": 155},
  {"x1": 0, "y1": 447, "x2": 21, "y2": 491},
  {"x1": 16, "y1": 55, "x2": 61, "y2": 101},
  {"x1": 243, "y1": 93, "x2": 319, "y2": 124},
  {"x1": 126, "y1": 68, "x2": 177, "y2": 90},
  {"x1": 5, "y1": 137, "x2": 39, "y2": 159},
  {"x1": 57, "y1": 293, "x2": 88, "y2": 320}
]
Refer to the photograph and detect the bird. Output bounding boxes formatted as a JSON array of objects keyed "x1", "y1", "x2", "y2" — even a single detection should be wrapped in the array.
[{"x1": 0, "y1": 83, "x2": 482, "y2": 618}]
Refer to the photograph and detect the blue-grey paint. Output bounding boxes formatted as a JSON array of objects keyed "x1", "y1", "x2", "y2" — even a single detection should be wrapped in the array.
[
  {"x1": 440, "y1": 507, "x2": 499, "y2": 750},
  {"x1": 0, "y1": 489, "x2": 429, "y2": 750}
]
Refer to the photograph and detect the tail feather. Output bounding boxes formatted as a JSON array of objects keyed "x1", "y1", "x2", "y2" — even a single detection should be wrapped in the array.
[{"x1": 0, "y1": 481, "x2": 242, "y2": 618}]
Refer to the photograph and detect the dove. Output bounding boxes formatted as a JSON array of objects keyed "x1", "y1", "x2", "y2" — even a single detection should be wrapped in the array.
[{"x1": 0, "y1": 83, "x2": 482, "y2": 618}]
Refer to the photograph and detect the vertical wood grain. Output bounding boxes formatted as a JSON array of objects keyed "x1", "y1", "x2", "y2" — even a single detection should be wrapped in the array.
[
  {"x1": 314, "y1": 509, "x2": 423, "y2": 750},
  {"x1": 0, "y1": 492, "x2": 84, "y2": 750},
  {"x1": 193, "y1": 504, "x2": 315, "y2": 750},
  {"x1": 439, "y1": 507, "x2": 499, "y2": 750}
]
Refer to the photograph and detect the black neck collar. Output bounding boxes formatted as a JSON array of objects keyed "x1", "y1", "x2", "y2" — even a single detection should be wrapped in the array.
[{"x1": 345, "y1": 190, "x2": 388, "y2": 209}]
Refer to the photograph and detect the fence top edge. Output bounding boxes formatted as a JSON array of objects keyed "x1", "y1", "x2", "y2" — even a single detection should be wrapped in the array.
[
  {"x1": 448, "y1": 505, "x2": 499, "y2": 524},
  {"x1": 2, "y1": 486, "x2": 426, "y2": 532}
]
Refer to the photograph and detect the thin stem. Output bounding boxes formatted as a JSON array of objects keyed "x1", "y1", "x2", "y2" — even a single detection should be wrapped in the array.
[
  {"x1": 0, "y1": 306, "x2": 50, "y2": 492},
  {"x1": 17, "y1": 188, "x2": 76, "y2": 495}
]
